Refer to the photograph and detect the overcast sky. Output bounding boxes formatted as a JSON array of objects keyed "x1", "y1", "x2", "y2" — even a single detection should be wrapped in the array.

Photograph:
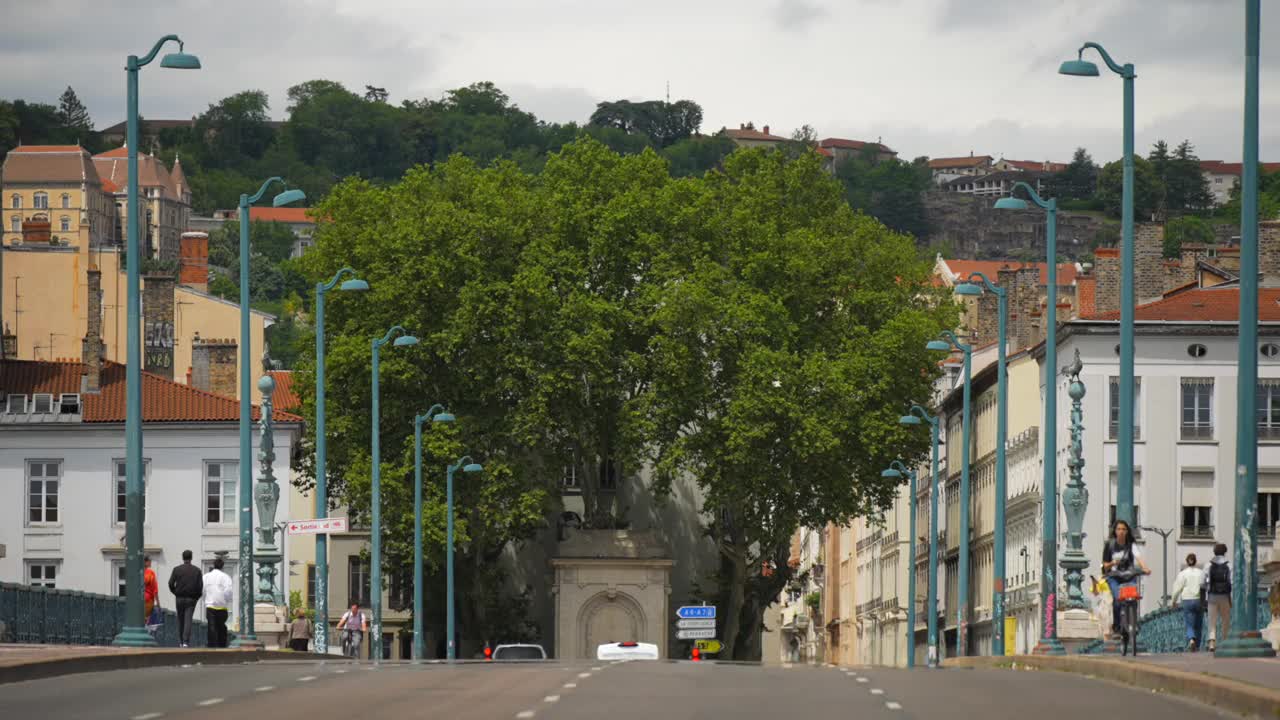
[{"x1": 4, "y1": 0, "x2": 1277, "y2": 163}]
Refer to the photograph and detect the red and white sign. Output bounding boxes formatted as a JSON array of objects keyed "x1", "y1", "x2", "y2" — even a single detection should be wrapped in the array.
[{"x1": 286, "y1": 517, "x2": 348, "y2": 535}]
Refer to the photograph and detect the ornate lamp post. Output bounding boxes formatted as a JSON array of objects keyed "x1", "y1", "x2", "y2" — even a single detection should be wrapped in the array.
[
  {"x1": 1059, "y1": 350, "x2": 1089, "y2": 612},
  {"x1": 900, "y1": 404, "x2": 941, "y2": 667},
  {"x1": 882, "y1": 461, "x2": 918, "y2": 668},
  {"x1": 927, "y1": 331, "x2": 972, "y2": 657},
  {"x1": 113, "y1": 34, "x2": 200, "y2": 649},
  {"x1": 254, "y1": 375, "x2": 283, "y2": 605},
  {"x1": 412, "y1": 405, "x2": 455, "y2": 660},
  {"x1": 445, "y1": 456, "x2": 483, "y2": 661}
]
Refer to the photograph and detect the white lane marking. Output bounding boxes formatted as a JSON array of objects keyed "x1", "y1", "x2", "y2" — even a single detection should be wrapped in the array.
[
  {"x1": 254, "y1": 685, "x2": 275, "y2": 692},
  {"x1": 886, "y1": 702, "x2": 903, "y2": 710},
  {"x1": 563, "y1": 682, "x2": 578, "y2": 689},
  {"x1": 856, "y1": 676, "x2": 869, "y2": 683},
  {"x1": 871, "y1": 688, "x2": 885, "y2": 695},
  {"x1": 516, "y1": 712, "x2": 535, "y2": 719},
  {"x1": 782, "y1": 663, "x2": 793, "y2": 669},
  {"x1": 577, "y1": 672, "x2": 592, "y2": 678},
  {"x1": 298, "y1": 675, "x2": 317, "y2": 682},
  {"x1": 334, "y1": 669, "x2": 347, "y2": 674},
  {"x1": 591, "y1": 666, "x2": 603, "y2": 671},
  {"x1": 132, "y1": 714, "x2": 163, "y2": 720},
  {"x1": 544, "y1": 695, "x2": 560, "y2": 703},
  {"x1": 197, "y1": 698, "x2": 223, "y2": 707}
]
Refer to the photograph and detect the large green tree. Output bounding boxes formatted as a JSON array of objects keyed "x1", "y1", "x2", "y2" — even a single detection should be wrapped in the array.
[
  {"x1": 589, "y1": 99, "x2": 703, "y2": 148},
  {"x1": 1098, "y1": 156, "x2": 1166, "y2": 220},
  {"x1": 835, "y1": 154, "x2": 933, "y2": 238},
  {"x1": 1046, "y1": 147, "x2": 1099, "y2": 201},
  {"x1": 56, "y1": 86, "x2": 92, "y2": 131}
]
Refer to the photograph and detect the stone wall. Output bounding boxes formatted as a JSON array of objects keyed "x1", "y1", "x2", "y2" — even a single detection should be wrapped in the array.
[
  {"x1": 922, "y1": 192, "x2": 1107, "y2": 260},
  {"x1": 1094, "y1": 248, "x2": 1119, "y2": 316},
  {"x1": 191, "y1": 335, "x2": 237, "y2": 398},
  {"x1": 82, "y1": 268, "x2": 104, "y2": 393},
  {"x1": 1135, "y1": 223, "x2": 1165, "y2": 304},
  {"x1": 142, "y1": 274, "x2": 175, "y2": 379}
]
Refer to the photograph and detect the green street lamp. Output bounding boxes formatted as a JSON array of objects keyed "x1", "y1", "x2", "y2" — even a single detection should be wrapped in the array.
[
  {"x1": 231, "y1": 178, "x2": 305, "y2": 650},
  {"x1": 413, "y1": 405, "x2": 455, "y2": 660},
  {"x1": 995, "y1": 182, "x2": 1065, "y2": 655},
  {"x1": 899, "y1": 404, "x2": 941, "y2": 668},
  {"x1": 955, "y1": 272, "x2": 1009, "y2": 655},
  {"x1": 370, "y1": 325, "x2": 419, "y2": 663},
  {"x1": 313, "y1": 268, "x2": 368, "y2": 653},
  {"x1": 882, "y1": 461, "x2": 918, "y2": 668},
  {"x1": 927, "y1": 331, "x2": 972, "y2": 656},
  {"x1": 114, "y1": 34, "x2": 200, "y2": 648},
  {"x1": 445, "y1": 456, "x2": 483, "y2": 661},
  {"x1": 1219, "y1": 0, "x2": 1276, "y2": 660},
  {"x1": 1060, "y1": 42, "x2": 1138, "y2": 531}
]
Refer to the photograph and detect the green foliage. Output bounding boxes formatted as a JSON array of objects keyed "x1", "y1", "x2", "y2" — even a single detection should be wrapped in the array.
[
  {"x1": 1149, "y1": 139, "x2": 1213, "y2": 213},
  {"x1": 804, "y1": 592, "x2": 821, "y2": 611},
  {"x1": 195, "y1": 90, "x2": 276, "y2": 169},
  {"x1": 1163, "y1": 215, "x2": 1216, "y2": 258},
  {"x1": 212, "y1": 219, "x2": 299, "y2": 266},
  {"x1": 661, "y1": 135, "x2": 737, "y2": 178},
  {"x1": 1046, "y1": 148, "x2": 1099, "y2": 201},
  {"x1": 56, "y1": 86, "x2": 92, "y2": 131},
  {"x1": 1097, "y1": 156, "x2": 1166, "y2": 220},
  {"x1": 1221, "y1": 166, "x2": 1280, "y2": 222},
  {"x1": 589, "y1": 98, "x2": 703, "y2": 148},
  {"x1": 835, "y1": 154, "x2": 933, "y2": 238},
  {"x1": 0, "y1": 97, "x2": 106, "y2": 156}
]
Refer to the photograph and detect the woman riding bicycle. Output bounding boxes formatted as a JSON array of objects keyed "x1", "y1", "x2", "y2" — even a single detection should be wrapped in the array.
[{"x1": 1101, "y1": 519, "x2": 1151, "y2": 640}]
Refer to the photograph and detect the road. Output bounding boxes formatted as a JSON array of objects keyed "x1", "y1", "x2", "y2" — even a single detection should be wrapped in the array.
[{"x1": 0, "y1": 658, "x2": 1237, "y2": 720}]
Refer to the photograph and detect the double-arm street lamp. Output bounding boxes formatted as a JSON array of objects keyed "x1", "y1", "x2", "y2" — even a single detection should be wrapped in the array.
[
  {"x1": 954, "y1": 272, "x2": 1009, "y2": 655},
  {"x1": 313, "y1": 268, "x2": 368, "y2": 653},
  {"x1": 413, "y1": 405, "x2": 455, "y2": 660},
  {"x1": 926, "y1": 331, "x2": 972, "y2": 657},
  {"x1": 899, "y1": 404, "x2": 940, "y2": 667},
  {"x1": 114, "y1": 34, "x2": 200, "y2": 648},
  {"x1": 995, "y1": 181, "x2": 1064, "y2": 655},
  {"x1": 370, "y1": 325, "x2": 419, "y2": 662},
  {"x1": 881, "y1": 460, "x2": 918, "y2": 668},
  {"x1": 1060, "y1": 42, "x2": 1138, "y2": 531},
  {"x1": 446, "y1": 456, "x2": 484, "y2": 661},
  {"x1": 233, "y1": 179, "x2": 305, "y2": 649}
]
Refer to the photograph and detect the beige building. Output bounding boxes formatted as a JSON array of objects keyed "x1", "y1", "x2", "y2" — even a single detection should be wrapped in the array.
[
  {"x1": 3, "y1": 145, "x2": 116, "y2": 252},
  {"x1": 722, "y1": 123, "x2": 788, "y2": 150},
  {"x1": 92, "y1": 146, "x2": 192, "y2": 261}
]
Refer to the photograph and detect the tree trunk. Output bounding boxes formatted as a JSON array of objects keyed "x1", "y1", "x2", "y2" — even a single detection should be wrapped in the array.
[{"x1": 720, "y1": 526, "x2": 749, "y2": 660}]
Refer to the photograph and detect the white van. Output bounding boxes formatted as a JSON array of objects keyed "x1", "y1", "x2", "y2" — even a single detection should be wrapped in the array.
[{"x1": 596, "y1": 641, "x2": 660, "y2": 660}]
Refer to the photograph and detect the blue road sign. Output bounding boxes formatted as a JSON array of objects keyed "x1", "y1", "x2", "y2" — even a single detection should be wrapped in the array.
[{"x1": 677, "y1": 605, "x2": 716, "y2": 620}]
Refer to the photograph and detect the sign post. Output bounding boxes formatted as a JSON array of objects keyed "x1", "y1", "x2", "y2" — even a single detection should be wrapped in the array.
[
  {"x1": 675, "y1": 628, "x2": 716, "y2": 640},
  {"x1": 286, "y1": 517, "x2": 348, "y2": 535}
]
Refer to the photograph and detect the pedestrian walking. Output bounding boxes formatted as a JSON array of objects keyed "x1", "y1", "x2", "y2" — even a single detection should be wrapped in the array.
[
  {"x1": 202, "y1": 557, "x2": 234, "y2": 648},
  {"x1": 167, "y1": 550, "x2": 203, "y2": 648},
  {"x1": 1170, "y1": 553, "x2": 1206, "y2": 651},
  {"x1": 288, "y1": 609, "x2": 312, "y2": 652},
  {"x1": 1203, "y1": 542, "x2": 1232, "y2": 651},
  {"x1": 142, "y1": 556, "x2": 159, "y2": 623}
]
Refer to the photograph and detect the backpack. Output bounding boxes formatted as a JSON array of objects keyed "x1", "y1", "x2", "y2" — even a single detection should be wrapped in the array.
[{"x1": 1208, "y1": 562, "x2": 1232, "y2": 595}]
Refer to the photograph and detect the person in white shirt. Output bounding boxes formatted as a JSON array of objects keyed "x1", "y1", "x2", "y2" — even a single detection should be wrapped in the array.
[
  {"x1": 337, "y1": 604, "x2": 368, "y2": 659},
  {"x1": 1170, "y1": 553, "x2": 1207, "y2": 651},
  {"x1": 201, "y1": 557, "x2": 234, "y2": 648}
]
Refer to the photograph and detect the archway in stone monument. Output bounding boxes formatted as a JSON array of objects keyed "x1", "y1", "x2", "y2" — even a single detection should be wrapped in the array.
[{"x1": 578, "y1": 589, "x2": 646, "y2": 657}]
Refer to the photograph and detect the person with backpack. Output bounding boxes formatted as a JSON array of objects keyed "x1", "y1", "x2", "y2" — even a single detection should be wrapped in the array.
[
  {"x1": 1202, "y1": 542, "x2": 1232, "y2": 651},
  {"x1": 1170, "y1": 553, "x2": 1206, "y2": 651},
  {"x1": 1101, "y1": 520, "x2": 1151, "y2": 639}
]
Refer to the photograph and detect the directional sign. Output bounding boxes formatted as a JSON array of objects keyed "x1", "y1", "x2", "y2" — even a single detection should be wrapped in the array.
[
  {"x1": 676, "y1": 628, "x2": 716, "y2": 640},
  {"x1": 677, "y1": 619, "x2": 716, "y2": 630},
  {"x1": 695, "y1": 640, "x2": 723, "y2": 654},
  {"x1": 677, "y1": 605, "x2": 716, "y2": 620},
  {"x1": 286, "y1": 517, "x2": 348, "y2": 535}
]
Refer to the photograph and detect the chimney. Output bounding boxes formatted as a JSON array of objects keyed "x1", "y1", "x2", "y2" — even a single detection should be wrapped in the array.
[
  {"x1": 1012, "y1": 266, "x2": 1042, "y2": 351},
  {"x1": 2, "y1": 322, "x2": 15, "y2": 359},
  {"x1": 763, "y1": 125, "x2": 770, "y2": 136},
  {"x1": 1093, "y1": 247, "x2": 1120, "y2": 315},
  {"x1": 997, "y1": 266, "x2": 1019, "y2": 350},
  {"x1": 142, "y1": 273, "x2": 176, "y2": 379},
  {"x1": 973, "y1": 282, "x2": 1000, "y2": 348},
  {"x1": 191, "y1": 334, "x2": 238, "y2": 398},
  {"x1": 179, "y1": 231, "x2": 209, "y2": 291},
  {"x1": 1135, "y1": 222, "x2": 1165, "y2": 303},
  {"x1": 1261, "y1": 221, "x2": 1280, "y2": 286},
  {"x1": 1176, "y1": 243, "x2": 1208, "y2": 289},
  {"x1": 81, "y1": 267, "x2": 104, "y2": 392}
]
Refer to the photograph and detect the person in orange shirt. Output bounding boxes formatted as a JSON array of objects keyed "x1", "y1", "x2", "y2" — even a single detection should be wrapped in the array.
[{"x1": 143, "y1": 556, "x2": 159, "y2": 622}]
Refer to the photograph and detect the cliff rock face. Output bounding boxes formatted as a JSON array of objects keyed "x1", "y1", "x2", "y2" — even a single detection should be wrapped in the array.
[{"x1": 922, "y1": 192, "x2": 1107, "y2": 260}]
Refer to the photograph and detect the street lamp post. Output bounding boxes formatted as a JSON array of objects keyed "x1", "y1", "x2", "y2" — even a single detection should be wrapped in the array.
[
  {"x1": 313, "y1": 268, "x2": 368, "y2": 653},
  {"x1": 412, "y1": 405, "x2": 455, "y2": 660},
  {"x1": 882, "y1": 461, "x2": 917, "y2": 668},
  {"x1": 955, "y1": 272, "x2": 1009, "y2": 656},
  {"x1": 1219, "y1": 0, "x2": 1276, "y2": 660},
  {"x1": 927, "y1": 331, "x2": 972, "y2": 657},
  {"x1": 1060, "y1": 42, "x2": 1137, "y2": 531},
  {"x1": 114, "y1": 34, "x2": 200, "y2": 648},
  {"x1": 995, "y1": 181, "x2": 1063, "y2": 655},
  {"x1": 232, "y1": 179, "x2": 305, "y2": 649},
  {"x1": 899, "y1": 404, "x2": 941, "y2": 667},
  {"x1": 1139, "y1": 525, "x2": 1173, "y2": 608},
  {"x1": 446, "y1": 456, "x2": 483, "y2": 661},
  {"x1": 370, "y1": 325, "x2": 419, "y2": 663}
]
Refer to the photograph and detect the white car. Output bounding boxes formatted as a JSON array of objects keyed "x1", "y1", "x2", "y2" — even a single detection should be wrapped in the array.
[
  {"x1": 491, "y1": 643, "x2": 547, "y2": 661},
  {"x1": 596, "y1": 641, "x2": 660, "y2": 660}
]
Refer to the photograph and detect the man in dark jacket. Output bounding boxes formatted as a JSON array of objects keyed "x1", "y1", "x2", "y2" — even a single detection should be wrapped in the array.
[{"x1": 168, "y1": 550, "x2": 203, "y2": 647}]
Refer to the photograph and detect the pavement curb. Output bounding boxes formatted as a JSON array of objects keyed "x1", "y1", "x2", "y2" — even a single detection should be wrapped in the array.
[
  {"x1": 947, "y1": 655, "x2": 1280, "y2": 719},
  {"x1": 0, "y1": 649, "x2": 343, "y2": 685}
]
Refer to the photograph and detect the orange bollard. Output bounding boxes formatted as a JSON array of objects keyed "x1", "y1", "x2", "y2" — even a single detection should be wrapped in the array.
[
  {"x1": 691, "y1": 647, "x2": 701, "y2": 662},
  {"x1": 484, "y1": 645, "x2": 492, "y2": 661}
]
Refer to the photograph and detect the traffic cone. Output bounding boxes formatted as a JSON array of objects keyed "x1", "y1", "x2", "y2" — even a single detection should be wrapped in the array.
[
  {"x1": 691, "y1": 647, "x2": 701, "y2": 662},
  {"x1": 484, "y1": 644, "x2": 492, "y2": 662}
]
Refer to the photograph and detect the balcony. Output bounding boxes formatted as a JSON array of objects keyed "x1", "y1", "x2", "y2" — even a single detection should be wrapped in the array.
[
  {"x1": 780, "y1": 604, "x2": 811, "y2": 631},
  {"x1": 1180, "y1": 525, "x2": 1214, "y2": 540},
  {"x1": 1180, "y1": 424, "x2": 1214, "y2": 441}
]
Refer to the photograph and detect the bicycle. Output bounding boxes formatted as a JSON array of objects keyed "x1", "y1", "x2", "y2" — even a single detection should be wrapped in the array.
[
  {"x1": 1115, "y1": 572, "x2": 1150, "y2": 657},
  {"x1": 341, "y1": 629, "x2": 361, "y2": 659}
]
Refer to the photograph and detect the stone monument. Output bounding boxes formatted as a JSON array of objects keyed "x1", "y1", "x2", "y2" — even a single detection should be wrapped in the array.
[{"x1": 1056, "y1": 349, "x2": 1100, "y2": 650}]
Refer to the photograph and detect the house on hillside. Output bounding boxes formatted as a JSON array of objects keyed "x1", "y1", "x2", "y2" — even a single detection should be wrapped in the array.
[{"x1": 928, "y1": 154, "x2": 994, "y2": 185}]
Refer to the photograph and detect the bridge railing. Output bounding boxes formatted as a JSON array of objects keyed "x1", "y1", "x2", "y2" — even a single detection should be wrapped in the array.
[
  {"x1": 0, "y1": 582, "x2": 208, "y2": 647},
  {"x1": 1078, "y1": 584, "x2": 1271, "y2": 654}
]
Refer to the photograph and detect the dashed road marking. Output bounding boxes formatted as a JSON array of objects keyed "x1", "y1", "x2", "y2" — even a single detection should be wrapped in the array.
[
  {"x1": 298, "y1": 675, "x2": 317, "y2": 682},
  {"x1": 544, "y1": 695, "x2": 560, "y2": 703},
  {"x1": 782, "y1": 663, "x2": 793, "y2": 669},
  {"x1": 591, "y1": 665, "x2": 603, "y2": 671},
  {"x1": 856, "y1": 677, "x2": 869, "y2": 683},
  {"x1": 578, "y1": 672, "x2": 592, "y2": 678},
  {"x1": 871, "y1": 688, "x2": 885, "y2": 695},
  {"x1": 334, "y1": 669, "x2": 347, "y2": 674},
  {"x1": 196, "y1": 698, "x2": 223, "y2": 707},
  {"x1": 254, "y1": 686, "x2": 275, "y2": 692},
  {"x1": 886, "y1": 702, "x2": 903, "y2": 710},
  {"x1": 563, "y1": 682, "x2": 578, "y2": 689},
  {"x1": 132, "y1": 713, "x2": 163, "y2": 720},
  {"x1": 516, "y1": 712, "x2": 535, "y2": 719}
]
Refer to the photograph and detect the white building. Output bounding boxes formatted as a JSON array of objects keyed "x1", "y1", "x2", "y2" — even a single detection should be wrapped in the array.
[{"x1": 0, "y1": 358, "x2": 302, "y2": 629}]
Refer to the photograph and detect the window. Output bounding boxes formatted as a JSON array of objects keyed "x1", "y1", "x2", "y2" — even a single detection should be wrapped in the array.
[
  {"x1": 33, "y1": 192, "x2": 47, "y2": 210},
  {"x1": 59, "y1": 394, "x2": 80, "y2": 414},
  {"x1": 1181, "y1": 378, "x2": 1214, "y2": 440},
  {"x1": 114, "y1": 459, "x2": 150, "y2": 525},
  {"x1": 1108, "y1": 505, "x2": 1141, "y2": 539},
  {"x1": 7, "y1": 394, "x2": 27, "y2": 414},
  {"x1": 28, "y1": 562, "x2": 57, "y2": 589},
  {"x1": 1180, "y1": 471, "x2": 1214, "y2": 539},
  {"x1": 1260, "y1": 492, "x2": 1280, "y2": 539},
  {"x1": 306, "y1": 565, "x2": 317, "y2": 607},
  {"x1": 32, "y1": 394, "x2": 53, "y2": 414},
  {"x1": 388, "y1": 570, "x2": 410, "y2": 611},
  {"x1": 1258, "y1": 380, "x2": 1280, "y2": 440},
  {"x1": 9, "y1": 216, "x2": 18, "y2": 233},
  {"x1": 381, "y1": 633, "x2": 394, "y2": 660},
  {"x1": 11, "y1": 194, "x2": 20, "y2": 209},
  {"x1": 348, "y1": 556, "x2": 371, "y2": 607},
  {"x1": 60, "y1": 194, "x2": 70, "y2": 209},
  {"x1": 114, "y1": 561, "x2": 128, "y2": 597},
  {"x1": 1187, "y1": 343, "x2": 1208, "y2": 358},
  {"x1": 1108, "y1": 377, "x2": 1142, "y2": 440},
  {"x1": 205, "y1": 461, "x2": 238, "y2": 525},
  {"x1": 561, "y1": 462, "x2": 578, "y2": 490},
  {"x1": 59, "y1": 216, "x2": 70, "y2": 232},
  {"x1": 1262, "y1": 344, "x2": 1280, "y2": 359},
  {"x1": 28, "y1": 460, "x2": 61, "y2": 525}
]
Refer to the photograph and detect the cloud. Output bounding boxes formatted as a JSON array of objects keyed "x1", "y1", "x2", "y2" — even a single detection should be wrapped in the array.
[
  {"x1": 502, "y1": 84, "x2": 601, "y2": 125},
  {"x1": 772, "y1": 0, "x2": 829, "y2": 31}
]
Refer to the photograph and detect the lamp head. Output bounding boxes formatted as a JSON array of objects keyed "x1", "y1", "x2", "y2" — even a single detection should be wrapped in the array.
[
  {"x1": 953, "y1": 282, "x2": 982, "y2": 297},
  {"x1": 339, "y1": 278, "x2": 369, "y2": 292},
  {"x1": 393, "y1": 335, "x2": 419, "y2": 347},
  {"x1": 899, "y1": 415, "x2": 922, "y2": 426},
  {"x1": 881, "y1": 468, "x2": 902, "y2": 479},
  {"x1": 993, "y1": 197, "x2": 1029, "y2": 211},
  {"x1": 272, "y1": 188, "x2": 306, "y2": 207},
  {"x1": 160, "y1": 52, "x2": 201, "y2": 70},
  {"x1": 432, "y1": 412, "x2": 456, "y2": 423},
  {"x1": 925, "y1": 339, "x2": 951, "y2": 352},
  {"x1": 1059, "y1": 58, "x2": 1100, "y2": 77},
  {"x1": 463, "y1": 463, "x2": 483, "y2": 474}
]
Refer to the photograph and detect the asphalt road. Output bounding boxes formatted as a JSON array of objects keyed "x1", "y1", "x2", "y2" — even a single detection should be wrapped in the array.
[{"x1": 0, "y1": 658, "x2": 1239, "y2": 720}]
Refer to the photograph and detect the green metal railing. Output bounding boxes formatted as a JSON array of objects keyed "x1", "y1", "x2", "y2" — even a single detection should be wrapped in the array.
[
  {"x1": 1078, "y1": 584, "x2": 1272, "y2": 655},
  {"x1": 0, "y1": 583, "x2": 209, "y2": 647}
]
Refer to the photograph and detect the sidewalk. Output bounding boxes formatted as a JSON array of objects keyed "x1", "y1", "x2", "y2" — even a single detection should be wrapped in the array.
[
  {"x1": 0, "y1": 644, "x2": 336, "y2": 685},
  {"x1": 949, "y1": 654, "x2": 1280, "y2": 718}
]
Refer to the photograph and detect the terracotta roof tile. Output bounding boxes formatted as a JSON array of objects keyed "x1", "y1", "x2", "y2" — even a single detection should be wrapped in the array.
[
  {"x1": 818, "y1": 137, "x2": 896, "y2": 155},
  {"x1": 928, "y1": 155, "x2": 993, "y2": 170},
  {"x1": 1084, "y1": 287, "x2": 1280, "y2": 322},
  {"x1": 267, "y1": 370, "x2": 300, "y2": 412},
  {"x1": 2, "y1": 146, "x2": 101, "y2": 186},
  {"x1": 0, "y1": 360, "x2": 301, "y2": 423},
  {"x1": 249, "y1": 207, "x2": 314, "y2": 224},
  {"x1": 724, "y1": 127, "x2": 787, "y2": 142},
  {"x1": 92, "y1": 148, "x2": 183, "y2": 202},
  {"x1": 1076, "y1": 275, "x2": 1096, "y2": 318},
  {"x1": 942, "y1": 259, "x2": 1079, "y2": 287},
  {"x1": 9, "y1": 145, "x2": 85, "y2": 153},
  {"x1": 1200, "y1": 160, "x2": 1280, "y2": 175}
]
